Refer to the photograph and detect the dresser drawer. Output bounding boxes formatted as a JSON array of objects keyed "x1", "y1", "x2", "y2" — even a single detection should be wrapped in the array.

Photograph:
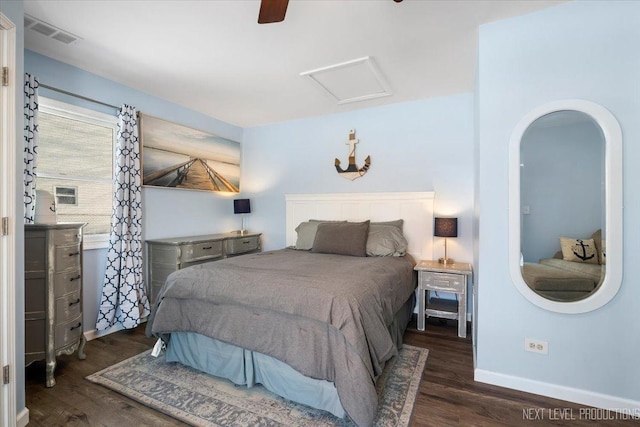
[
  {"x1": 54, "y1": 244, "x2": 81, "y2": 271},
  {"x1": 52, "y1": 229, "x2": 82, "y2": 246},
  {"x1": 55, "y1": 315, "x2": 83, "y2": 350},
  {"x1": 53, "y1": 269, "x2": 82, "y2": 297},
  {"x1": 25, "y1": 318, "x2": 45, "y2": 355},
  {"x1": 149, "y1": 244, "x2": 180, "y2": 266},
  {"x1": 421, "y1": 272, "x2": 465, "y2": 293},
  {"x1": 25, "y1": 234, "x2": 46, "y2": 271},
  {"x1": 150, "y1": 281, "x2": 165, "y2": 306},
  {"x1": 226, "y1": 235, "x2": 260, "y2": 255},
  {"x1": 149, "y1": 263, "x2": 178, "y2": 285},
  {"x1": 181, "y1": 240, "x2": 224, "y2": 262},
  {"x1": 25, "y1": 277, "x2": 46, "y2": 314},
  {"x1": 182, "y1": 257, "x2": 222, "y2": 269},
  {"x1": 55, "y1": 291, "x2": 82, "y2": 323}
]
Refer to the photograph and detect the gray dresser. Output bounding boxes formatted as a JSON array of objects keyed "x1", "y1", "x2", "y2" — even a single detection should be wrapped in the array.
[
  {"x1": 146, "y1": 231, "x2": 262, "y2": 304},
  {"x1": 25, "y1": 223, "x2": 87, "y2": 387}
]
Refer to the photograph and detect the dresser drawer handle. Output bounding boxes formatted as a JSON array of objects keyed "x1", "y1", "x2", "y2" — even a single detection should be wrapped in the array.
[
  {"x1": 68, "y1": 298, "x2": 81, "y2": 306},
  {"x1": 202, "y1": 246, "x2": 213, "y2": 250},
  {"x1": 242, "y1": 240, "x2": 251, "y2": 244},
  {"x1": 70, "y1": 322, "x2": 82, "y2": 331},
  {"x1": 70, "y1": 275, "x2": 82, "y2": 282},
  {"x1": 68, "y1": 252, "x2": 80, "y2": 257}
]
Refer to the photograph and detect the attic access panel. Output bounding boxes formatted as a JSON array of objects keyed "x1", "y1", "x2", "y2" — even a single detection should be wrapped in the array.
[{"x1": 300, "y1": 57, "x2": 392, "y2": 105}]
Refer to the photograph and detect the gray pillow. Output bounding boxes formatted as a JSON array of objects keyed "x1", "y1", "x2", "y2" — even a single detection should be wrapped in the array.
[
  {"x1": 371, "y1": 219, "x2": 403, "y2": 228},
  {"x1": 367, "y1": 223, "x2": 408, "y2": 257},
  {"x1": 311, "y1": 221, "x2": 370, "y2": 257},
  {"x1": 294, "y1": 220, "x2": 346, "y2": 250}
]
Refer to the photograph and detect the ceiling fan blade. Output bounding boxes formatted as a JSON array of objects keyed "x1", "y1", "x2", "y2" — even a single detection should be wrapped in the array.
[{"x1": 258, "y1": 0, "x2": 289, "y2": 24}]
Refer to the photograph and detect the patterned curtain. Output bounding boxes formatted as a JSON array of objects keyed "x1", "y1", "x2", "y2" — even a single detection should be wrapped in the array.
[
  {"x1": 96, "y1": 105, "x2": 150, "y2": 331},
  {"x1": 24, "y1": 74, "x2": 39, "y2": 223}
]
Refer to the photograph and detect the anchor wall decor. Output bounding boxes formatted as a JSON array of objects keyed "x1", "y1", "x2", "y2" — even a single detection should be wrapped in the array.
[{"x1": 334, "y1": 129, "x2": 371, "y2": 181}]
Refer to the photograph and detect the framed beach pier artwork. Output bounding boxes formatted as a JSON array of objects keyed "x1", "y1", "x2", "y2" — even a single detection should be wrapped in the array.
[{"x1": 140, "y1": 114, "x2": 241, "y2": 193}]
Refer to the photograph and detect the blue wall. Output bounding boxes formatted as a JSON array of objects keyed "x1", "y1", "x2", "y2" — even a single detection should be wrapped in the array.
[
  {"x1": 243, "y1": 93, "x2": 475, "y2": 264},
  {"x1": 477, "y1": 0, "x2": 639, "y2": 407},
  {"x1": 26, "y1": 51, "x2": 246, "y2": 244},
  {"x1": 521, "y1": 119, "x2": 604, "y2": 263},
  {"x1": 24, "y1": 50, "x2": 246, "y2": 339}
]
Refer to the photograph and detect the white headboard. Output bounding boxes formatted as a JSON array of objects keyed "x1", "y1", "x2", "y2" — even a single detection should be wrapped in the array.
[{"x1": 285, "y1": 192, "x2": 435, "y2": 260}]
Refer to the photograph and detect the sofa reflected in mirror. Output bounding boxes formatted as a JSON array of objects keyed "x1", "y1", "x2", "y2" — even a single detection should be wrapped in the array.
[{"x1": 521, "y1": 229, "x2": 605, "y2": 302}]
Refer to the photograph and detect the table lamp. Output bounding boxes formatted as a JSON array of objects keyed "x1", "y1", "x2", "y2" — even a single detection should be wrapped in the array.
[
  {"x1": 233, "y1": 199, "x2": 251, "y2": 235},
  {"x1": 434, "y1": 217, "x2": 458, "y2": 264}
]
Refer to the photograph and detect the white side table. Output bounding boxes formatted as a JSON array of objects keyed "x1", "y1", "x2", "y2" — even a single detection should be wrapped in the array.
[{"x1": 414, "y1": 260, "x2": 473, "y2": 338}]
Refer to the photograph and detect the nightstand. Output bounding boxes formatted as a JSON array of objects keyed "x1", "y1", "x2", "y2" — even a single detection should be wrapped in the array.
[{"x1": 414, "y1": 260, "x2": 473, "y2": 338}]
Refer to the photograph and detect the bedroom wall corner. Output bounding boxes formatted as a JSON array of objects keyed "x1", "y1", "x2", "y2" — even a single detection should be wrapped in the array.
[
  {"x1": 476, "y1": 0, "x2": 640, "y2": 410},
  {"x1": 472, "y1": 34, "x2": 481, "y2": 365}
]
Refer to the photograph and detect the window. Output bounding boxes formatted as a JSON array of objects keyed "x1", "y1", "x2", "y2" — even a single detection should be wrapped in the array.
[
  {"x1": 37, "y1": 98, "x2": 116, "y2": 246},
  {"x1": 54, "y1": 185, "x2": 78, "y2": 206}
]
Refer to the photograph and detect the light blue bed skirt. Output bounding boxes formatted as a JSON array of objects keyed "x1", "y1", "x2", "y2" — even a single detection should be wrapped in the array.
[{"x1": 166, "y1": 332, "x2": 347, "y2": 418}]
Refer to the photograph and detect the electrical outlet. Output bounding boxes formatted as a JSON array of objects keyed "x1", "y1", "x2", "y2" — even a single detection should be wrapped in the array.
[{"x1": 525, "y1": 338, "x2": 548, "y2": 355}]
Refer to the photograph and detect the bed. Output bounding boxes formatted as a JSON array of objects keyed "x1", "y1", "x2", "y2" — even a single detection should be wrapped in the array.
[{"x1": 146, "y1": 192, "x2": 435, "y2": 426}]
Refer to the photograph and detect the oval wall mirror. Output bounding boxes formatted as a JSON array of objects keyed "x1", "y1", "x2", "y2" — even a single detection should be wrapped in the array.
[{"x1": 509, "y1": 100, "x2": 622, "y2": 314}]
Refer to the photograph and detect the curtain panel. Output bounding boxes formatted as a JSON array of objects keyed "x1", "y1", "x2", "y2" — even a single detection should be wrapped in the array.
[
  {"x1": 96, "y1": 105, "x2": 150, "y2": 331},
  {"x1": 24, "y1": 73, "x2": 39, "y2": 223}
]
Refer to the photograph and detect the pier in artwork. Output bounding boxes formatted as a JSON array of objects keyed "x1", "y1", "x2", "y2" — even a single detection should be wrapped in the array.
[{"x1": 143, "y1": 158, "x2": 239, "y2": 192}]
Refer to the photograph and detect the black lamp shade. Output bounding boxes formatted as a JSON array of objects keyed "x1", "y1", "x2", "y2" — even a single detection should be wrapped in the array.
[
  {"x1": 233, "y1": 199, "x2": 251, "y2": 214},
  {"x1": 434, "y1": 217, "x2": 458, "y2": 238}
]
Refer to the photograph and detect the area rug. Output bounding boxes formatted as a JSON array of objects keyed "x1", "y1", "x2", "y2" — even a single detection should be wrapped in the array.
[{"x1": 86, "y1": 345, "x2": 428, "y2": 427}]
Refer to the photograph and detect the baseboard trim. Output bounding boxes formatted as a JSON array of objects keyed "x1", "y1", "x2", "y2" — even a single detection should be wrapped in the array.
[
  {"x1": 475, "y1": 369, "x2": 640, "y2": 414},
  {"x1": 17, "y1": 407, "x2": 29, "y2": 427},
  {"x1": 84, "y1": 318, "x2": 148, "y2": 341},
  {"x1": 84, "y1": 325, "x2": 125, "y2": 341}
]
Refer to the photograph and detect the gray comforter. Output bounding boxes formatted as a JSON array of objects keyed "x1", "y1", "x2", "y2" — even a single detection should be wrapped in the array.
[{"x1": 147, "y1": 249, "x2": 416, "y2": 426}]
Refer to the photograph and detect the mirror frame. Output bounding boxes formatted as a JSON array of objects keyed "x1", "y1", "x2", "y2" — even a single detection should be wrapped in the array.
[{"x1": 509, "y1": 99, "x2": 623, "y2": 313}]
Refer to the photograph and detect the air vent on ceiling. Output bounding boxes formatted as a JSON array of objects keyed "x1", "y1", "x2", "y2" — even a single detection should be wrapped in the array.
[
  {"x1": 31, "y1": 22, "x2": 57, "y2": 37},
  {"x1": 52, "y1": 32, "x2": 78, "y2": 44},
  {"x1": 23, "y1": 15, "x2": 37, "y2": 28},
  {"x1": 300, "y1": 56, "x2": 392, "y2": 105},
  {"x1": 24, "y1": 14, "x2": 81, "y2": 45}
]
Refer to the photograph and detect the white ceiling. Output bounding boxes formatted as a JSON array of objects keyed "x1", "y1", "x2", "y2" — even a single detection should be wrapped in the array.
[{"x1": 24, "y1": 0, "x2": 565, "y2": 128}]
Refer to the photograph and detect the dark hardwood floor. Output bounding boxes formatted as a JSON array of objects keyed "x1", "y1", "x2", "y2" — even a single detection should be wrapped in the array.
[{"x1": 25, "y1": 318, "x2": 638, "y2": 426}]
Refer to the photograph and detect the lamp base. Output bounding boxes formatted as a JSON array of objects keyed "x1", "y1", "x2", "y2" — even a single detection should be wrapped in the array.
[
  {"x1": 239, "y1": 214, "x2": 247, "y2": 235},
  {"x1": 438, "y1": 257, "x2": 455, "y2": 265}
]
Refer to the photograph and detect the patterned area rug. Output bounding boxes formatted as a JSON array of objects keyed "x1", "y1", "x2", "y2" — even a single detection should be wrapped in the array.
[{"x1": 86, "y1": 345, "x2": 428, "y2": 427}]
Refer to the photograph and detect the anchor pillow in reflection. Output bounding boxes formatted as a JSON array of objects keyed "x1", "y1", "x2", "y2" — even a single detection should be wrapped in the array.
[{"x1": 559, "y1": 237, "x2": 599, "y2": 264}]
